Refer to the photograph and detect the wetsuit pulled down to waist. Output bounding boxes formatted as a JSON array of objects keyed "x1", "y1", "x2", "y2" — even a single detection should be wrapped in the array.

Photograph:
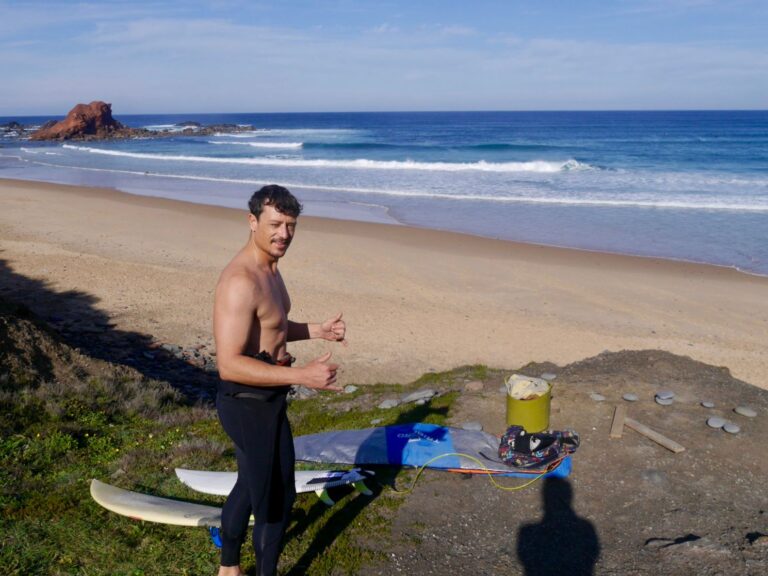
[{"x1": 217, "y1": 351, "x2": 294, "y2": 399}]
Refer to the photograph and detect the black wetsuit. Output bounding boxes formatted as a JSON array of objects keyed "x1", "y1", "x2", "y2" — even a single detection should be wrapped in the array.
[{"x1": 216, "y1": 352, "x2": 296, "y2": 575}]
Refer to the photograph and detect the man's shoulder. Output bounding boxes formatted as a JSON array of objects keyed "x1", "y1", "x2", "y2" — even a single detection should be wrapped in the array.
[
  {"x1": 218, "y1": 265, "x2": 258, "y2": 289},
  {"x1": 216, "y1": 259, "x2": 262, "y2": 300}
]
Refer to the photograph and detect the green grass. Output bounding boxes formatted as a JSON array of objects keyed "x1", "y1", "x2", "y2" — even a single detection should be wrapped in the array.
[{"x1": 0, "y1": 358, "x2": 473, "y2": 575}]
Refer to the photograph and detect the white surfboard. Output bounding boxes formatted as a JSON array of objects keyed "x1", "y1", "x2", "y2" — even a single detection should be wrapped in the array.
[
  {"x1": 175, "y1": 467, "x2": 373, "y2": 505},
  {"x1": 91, "y1": 469, "x2": 375, "y2": 526},
  {"x1": 90, "y1": 478, "x2": 224, "y2": 527}
]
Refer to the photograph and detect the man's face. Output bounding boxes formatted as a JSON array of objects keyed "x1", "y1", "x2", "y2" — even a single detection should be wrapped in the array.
[{"x1": 249, "y1": 204, "x2": 297, "y2": 260}]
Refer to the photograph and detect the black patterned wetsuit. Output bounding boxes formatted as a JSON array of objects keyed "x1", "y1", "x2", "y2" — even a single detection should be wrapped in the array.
[{"x1": 216, "y1": 352, "x2": 296, "y2": 575}]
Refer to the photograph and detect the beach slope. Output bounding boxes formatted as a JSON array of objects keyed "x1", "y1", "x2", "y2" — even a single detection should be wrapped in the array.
[{"x1": 1, "y1": 178, "x2": 766, "y2": 389}]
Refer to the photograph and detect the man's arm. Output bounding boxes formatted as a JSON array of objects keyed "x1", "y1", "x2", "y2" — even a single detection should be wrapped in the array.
[
  {"x1": 287, "y1": 312, "x2": 346, "y2": 343},
  {"x1": 214, "y1": 275, "x2": 341, "y2": 389}
]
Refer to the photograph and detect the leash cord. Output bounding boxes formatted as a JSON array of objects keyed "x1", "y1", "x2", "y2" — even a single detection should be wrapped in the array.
[{"x1": 386, "y1": 452, "x2": 564, "y2": 494}]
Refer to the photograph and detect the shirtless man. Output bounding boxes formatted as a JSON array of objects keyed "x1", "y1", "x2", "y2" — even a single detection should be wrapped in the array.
[{"x1": 213, "y1": 184, "x2": 345, "y2": 576}]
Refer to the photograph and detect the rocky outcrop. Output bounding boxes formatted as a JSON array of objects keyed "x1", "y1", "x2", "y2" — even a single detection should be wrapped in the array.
[
  {"x1": 25, "y1": 102, "x2": 256, "y2": 141},
  {"x1": 30, "y1": 101, "x2": 131, "y2": 141}
]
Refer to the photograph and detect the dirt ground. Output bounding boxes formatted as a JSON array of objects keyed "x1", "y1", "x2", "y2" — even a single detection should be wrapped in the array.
[
  {"x1": 361, "y1": 351, "x2": 768, "y2": 576},
  {"x1": 3, "y1": 280, "x2": 766, "y2": 574}
]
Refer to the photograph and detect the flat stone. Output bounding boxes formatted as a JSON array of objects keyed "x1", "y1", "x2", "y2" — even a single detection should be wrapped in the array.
[
  {"x1": 735, "y1": 405, "x2": 757, "y2": 418},
  {"x1": 723, "y1": 422, "x2": 740, "y2": 434},
  {"x1": 378, "y1": 398, "x2": 400, "y2": 410},
  {"x1": 110, "y1": 468, "x2": 126, "y2": 479},
  {"x1": 656, "y1": 390, "x2": 675, "y2": 400},
  {"x1": 655, "y1": 397, "x2": 674, "y2": 406},
  {"x1": 461, "y1": 421, "x2": 483, "y2": 431},
  {"x1": 370, "y1": 418, "x2": 383, "y2": 425},
  {"x1": 343, "y1": 385, "x2": 359, "y2": 394},
  {"x1": 701, "y1": 401, "x2": 715, "y2": 408},
  {"x1": 401, "y1": 389, "x2": 437, "y2": 404},
  {"x1": 540, "y1": 373, "x2": 557, "y2": 381},
  {"x1": 707, "y1": 416, "x2": 726, "y2": 429},
  {"x1": 641, "y1": 469, "x2": 667, "y2": 486},
  {"x1": 589, "y1": 393, "x2": 606, "y2": 402},
  {"x1": 622, "y1": 393, "x2": 639, "y2": 402},
  {"x1": 415, "y1": 398, "x2": 427, "y2": 406},
  {"x1": 295, "y1": 386, "x2": 318, "y2": 399},
  {"x1": 659, "y1": 537, "x2": 731, "y2": 556},
  {"x1": 464, "y1": 380, "x2": 484, "y2": 392},
  {"x1": 750, "y1": 534, "x2": 768, "y2": 547}
]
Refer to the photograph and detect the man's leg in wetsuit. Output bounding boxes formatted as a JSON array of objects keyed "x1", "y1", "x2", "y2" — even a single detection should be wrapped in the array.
[
  {"x1": 217, "y1": 392, "x2": 295, "y2": 575},
  {"x1": 251, "y1": 408, "x2": 296, "y2": 574}
]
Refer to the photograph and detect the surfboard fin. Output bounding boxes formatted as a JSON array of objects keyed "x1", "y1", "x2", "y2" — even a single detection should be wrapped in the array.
[
  {"x1": 353, "y1": 480, "x2": 373, "y2": 496},
  {"x1": 315, "y1": 489, "x2": 335, "y2": 506},
  {"x1": 209, "y1": 526, "x2": 222, "y2": 548}
]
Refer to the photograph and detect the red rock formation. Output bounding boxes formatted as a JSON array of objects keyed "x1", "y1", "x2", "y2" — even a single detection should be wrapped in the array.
[{"x1": 30, "y1": 101, "x2": 127, "y2": 140}]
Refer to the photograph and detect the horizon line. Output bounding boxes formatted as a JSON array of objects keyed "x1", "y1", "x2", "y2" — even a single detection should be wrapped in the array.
[{"x1": 3, "y1": 108, "x2": 768, "y2": 118}]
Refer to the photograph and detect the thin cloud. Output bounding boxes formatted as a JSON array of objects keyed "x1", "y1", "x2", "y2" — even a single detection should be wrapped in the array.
[{"x1": 1, "y1": 1, "x2": 766, "y2": 113}]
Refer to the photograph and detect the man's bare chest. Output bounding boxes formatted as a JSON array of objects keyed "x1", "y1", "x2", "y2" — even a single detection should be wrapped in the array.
[{"x1": 254, "y1": 274, "x2": 291, "y2": 328}]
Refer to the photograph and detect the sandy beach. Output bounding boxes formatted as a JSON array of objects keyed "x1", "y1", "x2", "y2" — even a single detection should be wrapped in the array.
[{"x1": 1, "y1": 177, "x2": 766, "y2": 389}]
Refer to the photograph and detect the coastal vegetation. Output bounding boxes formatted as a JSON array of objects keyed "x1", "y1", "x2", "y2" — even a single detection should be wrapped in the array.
[{"x1": 0, "y1": 296, "x2": 470, "y2": 575}]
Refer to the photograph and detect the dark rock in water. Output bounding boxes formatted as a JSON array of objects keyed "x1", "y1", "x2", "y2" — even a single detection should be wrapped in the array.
[
  {"x1": 38, "y1": 119, "x2": 58, "y2": 131},
  {"x1": 3, "y1": 120, "x2": 42, "y2": 139},
  {"x1": 30, "y1": 101, "x2": 129, "y2": 140},
  {"x1": 28, "y1": 102, "x2": 255, "y2": 141}
]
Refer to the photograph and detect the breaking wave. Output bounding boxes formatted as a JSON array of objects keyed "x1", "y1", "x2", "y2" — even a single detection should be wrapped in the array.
[
  {"x1": 207, "y1": 140, "x2": 303, "y2": 149},
  {"x1": 61, "y1": 145, "x2": 592, "y2": 173}
]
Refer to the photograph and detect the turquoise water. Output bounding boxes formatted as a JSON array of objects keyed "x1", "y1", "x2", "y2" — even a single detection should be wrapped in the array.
[{"x1": 1, "y1": 111, "x2": 767, "y2": 275}]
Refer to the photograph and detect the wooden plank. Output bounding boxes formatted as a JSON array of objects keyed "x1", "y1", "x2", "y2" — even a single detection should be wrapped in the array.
[
  {"x1": 609, "y1": 405, "x2": 627, "y2": 438},
  {"x1": 625, "y1": 417, "x2": 686, "y2": 453}
]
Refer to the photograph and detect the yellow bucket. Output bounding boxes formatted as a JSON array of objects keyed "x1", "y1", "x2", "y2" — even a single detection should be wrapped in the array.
[{"x1": 506, "y1": 383, "x2": 551, "y2": 433}]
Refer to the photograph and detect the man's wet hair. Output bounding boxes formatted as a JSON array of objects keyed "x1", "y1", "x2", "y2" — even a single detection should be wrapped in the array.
[{"x1": 248, "y1": 185, "x2": 303, "y2": 219}]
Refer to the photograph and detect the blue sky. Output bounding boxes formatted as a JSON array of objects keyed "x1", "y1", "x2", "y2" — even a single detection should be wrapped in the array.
[{"x1": 1, "y1": 0, "x2": 767, "y2": 114}]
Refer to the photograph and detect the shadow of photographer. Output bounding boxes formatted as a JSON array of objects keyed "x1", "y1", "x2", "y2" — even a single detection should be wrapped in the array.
[{"x1": 517, "y1": 477, "x2": 600, "y2": 576}]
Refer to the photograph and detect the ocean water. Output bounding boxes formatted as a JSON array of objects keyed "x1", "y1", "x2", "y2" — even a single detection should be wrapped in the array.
[{"x1": 1, "y1": 111, "x2": 767, "y2": 275}]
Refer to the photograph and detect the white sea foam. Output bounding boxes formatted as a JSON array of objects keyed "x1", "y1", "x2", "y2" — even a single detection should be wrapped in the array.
[
  {"x1": 212, "y1": 128, "x2": 363, "y2": 138},
  {"x1": 208, "y1": 140, "x2": 303, "y2": 149},
  {"x1": 61, "y1": 145, "x2": 591, "y2": 173},
  {"x1": 21, "y1": 147, "x2": 60, "y2": 156},
  {"x1": 143, "y1": 124, "x2": 199, "y2": 132},
  {"x1": 20, "y1": 154, "x2": 768, "y2": 213}
]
